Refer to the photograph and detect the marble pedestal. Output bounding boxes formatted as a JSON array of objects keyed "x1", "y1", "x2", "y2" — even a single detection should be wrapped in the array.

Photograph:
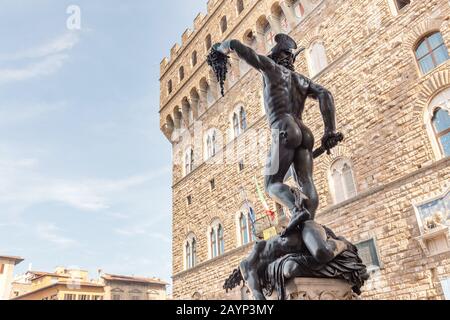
[{"x1": 268, "y1": 277, "x2": 357, "y2": 300}]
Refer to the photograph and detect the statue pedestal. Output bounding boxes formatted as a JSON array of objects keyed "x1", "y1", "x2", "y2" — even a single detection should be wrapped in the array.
[{"x1": 269, "y1": 278, "x2": 357, "y2": 300}]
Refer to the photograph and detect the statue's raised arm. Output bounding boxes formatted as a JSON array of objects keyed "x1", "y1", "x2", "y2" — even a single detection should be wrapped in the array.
[{"x1": 215, "y1": 40, "x2": 275, "y2": 72}]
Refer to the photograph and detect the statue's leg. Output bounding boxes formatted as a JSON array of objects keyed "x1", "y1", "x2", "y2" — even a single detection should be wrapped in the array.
[
  {"x1": 293, "y1": 147, "x2": 319, "y2": 219},
  {"x1": 265, "y1": 148, "x2": 295, "y2": 211},
  {"x1": 302, "y1": 221, "x2": 348, "y2": 265},
  {"x1": 279, "y1": 133, "x2": 317, "y2": 237},
  {"x1": 293, "y1": 139, "x2": 347, "y2": 264},
  {"x1": 265, "y1": 125, "x2": 302, "y2": 212}
]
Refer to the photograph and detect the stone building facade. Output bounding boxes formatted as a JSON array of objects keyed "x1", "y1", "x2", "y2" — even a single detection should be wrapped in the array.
[
  {"x1": 10, "y1": 268, "x2": 168, "y2": 300},
  {"x1": 101, "y1": 273, "x2": 168, "y2": 300},
  {"x1": 159, "y1": 0, "x2": 450, "y2": 300}
]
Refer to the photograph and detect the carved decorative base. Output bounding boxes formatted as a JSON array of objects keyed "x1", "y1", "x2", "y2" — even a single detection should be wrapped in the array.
[{"x1": 268, "y1": 278, "x2": 358, "y2": 300}]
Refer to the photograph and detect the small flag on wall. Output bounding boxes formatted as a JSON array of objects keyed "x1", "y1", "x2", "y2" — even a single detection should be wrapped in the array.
[
  {"x1": 248, "y1": 206, "x2": 257, "y2": 237},
  {"x1": 254, "y1": 176, "x2": 276, "y2": 221}
]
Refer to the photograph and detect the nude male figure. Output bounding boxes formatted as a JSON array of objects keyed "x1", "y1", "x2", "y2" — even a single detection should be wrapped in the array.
[{"x1": 215, "y1": 34, "x2": 348, "y2": 300}]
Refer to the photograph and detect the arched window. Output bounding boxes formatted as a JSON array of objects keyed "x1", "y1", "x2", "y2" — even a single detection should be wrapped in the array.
[
  {"x1": 272, "y1": 4, "x2": 290, "y2": 33},
  {"x1": 220, "y1": 16, "x2": 228, "y2": 34},
  {"x1": 184, "y1": 147, "x2": 194, "y2": 176},
  {"x1": 237, "y1": 0, "x2": 244, "y2": 14},
  {"x1": 231, "y1": 106, "x2": 248, "y2": 139},
  {"x1": 329, "y1": 158, "x2": 357, "y2": 204},
  {"x1": 240, "y1": 107, "x2": 247, "y2": 131},
  {"x1": 200, "y1": 78, "x2": 215, "y2": 108},
  {"x1": 243, "y1": 30, "x2": 257, "y2": 49},
  {"x1": 218, "y1": 224, "x2": 225, "y2": 255},
  {"x1": 205, "y1": 129, "x2": 219, "y2": 160},
  {"x1": 173, "y1": 106, "x2": 183, "y2": 130},
  {"x1": 182, "y1": 97, "x2": 193, "y2": 126},
  {"x1": 308, "y1": 41, "x2": 328, "y2": 76},
  {"x1": 191, "y1": 51, "x2": 198, "y2": 67},
  {"x1": 185, "y1": 242, "x2": 190, "y2": 268},
  {"x1": 205, "y1": 34, "x2": 212, "y2": 51},
  {"x1": 209, "y1": 220, "x2": 225, "y2": 259},
  {"x1": 179, "y1": 66, "x2": 185, "y2": 81},
  {"x1": 191, "y1": 238, "x2": 197, "y2": 267},
  {"x1": 184, "y1": 234, "x2": 197, "y2": 270},
  {"x1": 239, "y1": 210, "x2": 254, "y2": 245},
  {"x1": 206, "y1": 136, "x2": 213, "y2": 158},
  {"x1": 233, "y1": 113, "x2": 240, "y2": 138},
  {"x1": 432, "y1": 108, "x2": 450, "y2": 157},
  {"x1": 240, "y1": 212, "x2": 249, "y2": 245},
  {"x1": 426, "y1": 88, "x2": 450, "y2": 158},
  {"x1": 415, "y1": 32, "x2": 449, "y2": 75},
  {"x1": 190, "y1": 88, "x2": 200, "y2": 115},
  {"x1": 292, "y1": 0, "x2": 305, "y2": 19},
  {"x1": 210, "y1": 228, "x2": 217, "y2": 258},
  {"x1": 167, "y1": 80, "x2": 173, "y2": 95}
]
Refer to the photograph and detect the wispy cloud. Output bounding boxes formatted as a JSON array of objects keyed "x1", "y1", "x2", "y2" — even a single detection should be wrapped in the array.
[
  {"x1": 0, "y1": 151, "x2": 170, "y2": 215},
  {"x1": 0, "y1": 32, "x2": 80, "y2": 85},
  {"x1": 0, "y1": 54, "x2": 68, "y2": 84},
  {"x1": 0, "y1": 32, "x2": 80, "y2": 62},
  {"x1": 36, "y1": 223, "x2": 77, "y2": 248}
]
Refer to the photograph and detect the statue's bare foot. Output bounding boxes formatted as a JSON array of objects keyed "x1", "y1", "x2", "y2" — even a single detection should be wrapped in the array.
[{"x1": 281, "y1": 208, "x2": 311, "y2": 238}]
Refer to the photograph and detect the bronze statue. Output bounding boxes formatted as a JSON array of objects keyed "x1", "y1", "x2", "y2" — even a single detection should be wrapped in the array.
[{"x1": 208, "y1": 34, "x2": 368, "y2": 300}]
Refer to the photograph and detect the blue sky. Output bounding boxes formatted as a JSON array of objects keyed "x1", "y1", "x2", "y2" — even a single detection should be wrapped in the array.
[{"x1": 0, "y1": 0, "x2": 206, "y2": 287}]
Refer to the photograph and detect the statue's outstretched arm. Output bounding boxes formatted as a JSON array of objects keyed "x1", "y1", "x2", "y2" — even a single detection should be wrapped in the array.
[{"x1": 216, "y1": 40, "x2": 274, "y2": 72}]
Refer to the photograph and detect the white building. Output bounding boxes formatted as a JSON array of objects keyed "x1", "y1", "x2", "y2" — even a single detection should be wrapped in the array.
[{"x1": 0, "y1": 255, "x2": 23, "y2": 300}]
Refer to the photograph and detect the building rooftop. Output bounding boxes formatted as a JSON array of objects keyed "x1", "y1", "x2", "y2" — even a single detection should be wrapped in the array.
[
  {"x1": 26, "y1": 270, "x2": 71, "y2": 280},
  {"x1": 0, "y1": 255, "x2": 24, "y2": 265},
  {"x1": 101, "y1": 273, "x2": 168, "y2": 286},
  {"x1": 11, "y1": 281, "x2": 104, "y2": 300}
]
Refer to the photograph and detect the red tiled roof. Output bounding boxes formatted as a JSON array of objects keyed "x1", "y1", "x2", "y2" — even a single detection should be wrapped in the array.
[{"x1": 26, "y1": 271, "x2": 70, "y2": 281}]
